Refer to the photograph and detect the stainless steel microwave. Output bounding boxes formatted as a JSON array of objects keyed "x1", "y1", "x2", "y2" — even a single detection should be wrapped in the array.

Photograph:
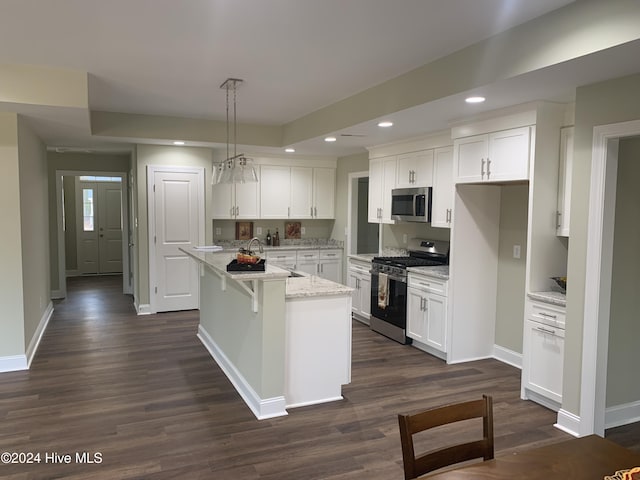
[{"x1": 391, "y1": 187, "x2": 432, "y2": 222}]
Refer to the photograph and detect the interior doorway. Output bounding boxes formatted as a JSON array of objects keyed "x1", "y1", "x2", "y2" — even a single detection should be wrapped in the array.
[
  {"x1": 55, "y1": 170, "x2": 131, "y2": 299},
  {"x1": 347, "y1": 172, "x2": 379, "y2": 257},
  {"x1": 581, "y1": 119, "x2": 640, "y2": 437}
]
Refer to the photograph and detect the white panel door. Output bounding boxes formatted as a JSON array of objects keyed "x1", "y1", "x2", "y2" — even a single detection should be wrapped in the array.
[
  {"x1": 98, "y1": 182, "x2": 123, "y2": 273},
  {"x1": 151, "y1": 168, "x2": 203, "y2": 312},
  {"x1": 77, "y1": 180, "x2": 123, "y2": 274}
]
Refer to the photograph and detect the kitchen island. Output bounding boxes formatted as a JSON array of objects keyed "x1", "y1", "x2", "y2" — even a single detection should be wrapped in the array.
[{"x1": 182, "y1": 249, "x2": 353, "y2": 419}]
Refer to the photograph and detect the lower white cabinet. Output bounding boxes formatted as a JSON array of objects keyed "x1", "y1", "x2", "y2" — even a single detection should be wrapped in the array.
[
  {"x1": 406, "y1": 272, "x2": 448, "y2": 358},
  {"x1": 266, "y1": 250, "x2": 297, "y2": 269},
  {"x1": 347, "y1": 258, "x2": 372, "y2": 324},
  {"x1": 521, "y1": 300, "x2": 565, "y2": 410},
  {"x1": 318, "y1": 249, "x2": 342, "y2": 283},
  {"x1": 296, "y1": 250, "x2": 319, "y2": 276}
]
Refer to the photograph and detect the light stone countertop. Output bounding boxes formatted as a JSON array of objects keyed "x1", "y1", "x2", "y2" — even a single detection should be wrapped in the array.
[
  {"x1": 182, "y1": 248, "x2": 352, "y2": 298},
  {"x1": 406, "y1": 265, "x2": 450, "y2": 280},
  {"x1": 348, "y1": 253, "x2": 376, "y2": 263},
  {"x1": 528, "y1": 291, "x2": 567, "y2": 307},
  {"x1": 182, "y1": 249, "x2": 291, "y2": 281},
  {"x1": 285, "y1": 275, "x2": 353, "y2": 299}
]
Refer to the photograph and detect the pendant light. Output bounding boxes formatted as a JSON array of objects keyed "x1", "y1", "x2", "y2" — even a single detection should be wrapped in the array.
[{"x1": 212, "y1": 78, "x2": 258, "y2": 185}]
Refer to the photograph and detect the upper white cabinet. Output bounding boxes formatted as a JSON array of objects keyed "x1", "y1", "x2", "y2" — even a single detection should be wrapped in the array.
[
  {"x1": 212, "y1": 167, "x2": 260, "y2": 219},
  {"x1": 312, "y1": 167, "x2": 336, "y2": 219},
  {"x1": 431, "y1": 147, "x2": 454, "y2": 228},
  {"x1": 260, "y1": 165, "x2": 292, "y2": 219},
  {"x1": 454, "y1": 126, "x2": 532, "y2": 184},
  {"x1": 556, "y1": 126, "x2": 574, "y2": 237},
  {"x1": 368, "y1": 156, "x2": 397, "y2": 224},
  {"x1": 396, "y1": 150, "x2": 434, "y2": 188},
  {"x1": 260, "y1": 165, "x2": 336, "y2": 219}
]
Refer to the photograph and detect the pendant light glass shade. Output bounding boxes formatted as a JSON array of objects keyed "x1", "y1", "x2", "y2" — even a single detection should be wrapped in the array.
[{"x1": 211, "y1": 78, "x2": 258, "y2": 185}]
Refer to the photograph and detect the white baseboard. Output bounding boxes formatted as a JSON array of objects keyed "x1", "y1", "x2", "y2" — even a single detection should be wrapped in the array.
[
  {"x1": 0, "y1": 354, "x2": 28, "y2": 372},
  {"x1": 493, "y1": 344, "x2": 522, "y2": 369},
  {"x1": 197, "y1": 324, "x2": 287, "y2": 420},
  {"x1": 605, "y1": 400, "x2": 640, "y2": 429},
  {"x1": 135, "y1": 302, "x2": 152, "y2": 315},
  {"x1": 410, "y1": 340, "x2": 446, "y2": 361},
  {"x1": 51, "y1": 289, "x2": 65, "y2": 300},
  {"x1": 287, "y1": 395, "x2": 344, "y2": 409},
  {"x1": 0, "y1": 302, "x2": 54, "y2": 373},
  {"x1": 555, "y1": 408, "x2": 581, "y2": 437},
  {"x1": 26, "y1": 301, "x2": 54, "y2": 368}
]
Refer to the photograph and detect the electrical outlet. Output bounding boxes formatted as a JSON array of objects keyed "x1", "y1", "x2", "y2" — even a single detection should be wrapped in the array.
[
  {"x1": 403, "y1": 234, "x2": 408, "y2": 244},
  {"x1": 301, "y1": 227, "x2": 306, "y2": 235},
  {"x1": 256, "y1": 227, "x2": 262, "y2": 235},
  {"x1": 215, "y1": 227, "x2": 221, "y2": 236},
  {"x1": 513, "y1": 245, "x2": 521, "y2": 259}
]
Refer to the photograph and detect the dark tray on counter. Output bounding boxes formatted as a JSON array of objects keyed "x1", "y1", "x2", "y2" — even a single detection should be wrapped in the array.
[{"x1": 226, "y1": 259, "x2": 266, "y2": 272}]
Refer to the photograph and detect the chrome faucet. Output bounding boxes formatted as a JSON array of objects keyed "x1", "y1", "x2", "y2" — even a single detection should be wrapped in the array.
[{"x1": 246, "y1": 237, "x2": 264, "y2": 255}]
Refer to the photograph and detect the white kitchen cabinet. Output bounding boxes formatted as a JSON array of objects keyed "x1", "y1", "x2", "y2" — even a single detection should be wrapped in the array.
[
  {"x1": 312, "y1": 167, "x2": 336, "y2": 219},
  {"x1": 266, "y1": 249, "x2": 297, "y2": 269},
  {"x1": 261, "y1": 165, "x2": 336, "y2": 220},
  {"x1": 522, "y1": 300, "x2": 565, "y2": 410},
  {"x1": 290, "y1": 167, "x2": 313, "y2": 219},
  {"x1": 318, "y1": 249, "x2": 342, "y2": 283},
  {"x1": 211, "y1": 168, "x2": 260, "y2": 219},
  {"x1": 396, "y1": 150, "x2": 434, "y2": 188},
  {"x1": 368, "y1": 156, "x2": 397, "y2": 223},
  {"x1": 347, "y1": 258, "x2": 371, "y2": 324},
  {"x1": 260, "y1": 165, "x2": 291, "y2": 219},
  {"x1": 556, "y1": 126, "x2": 574, "y2": 237},
  {"x1": 296, "y1": 249, "x2": 319, "y2": 276},
  {"x1": 406, "y1": 272, "x2": 448, "y2": 358},
  {"x1": 454, "y1": 126, "x2": 531, "y2": 184},
  {"x1": 431, "y1": 146, "x2": 454, "y2": 228}
]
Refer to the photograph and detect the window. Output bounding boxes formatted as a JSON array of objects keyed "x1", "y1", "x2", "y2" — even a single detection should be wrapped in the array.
[
  {"x1": 79, "y1": 175, "x2": 122, "y2": 183},
  {"x1": 83, "y1": 189, "x2": 94, "y2": 231}
]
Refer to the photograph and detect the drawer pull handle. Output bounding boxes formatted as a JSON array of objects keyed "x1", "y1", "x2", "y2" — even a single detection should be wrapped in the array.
[
  {"x1": 539, "y1": 312, "x2": 557, "y2": 319},
  {"x1": 536, "y1": 326, "x2": 557, "y2": 335}
]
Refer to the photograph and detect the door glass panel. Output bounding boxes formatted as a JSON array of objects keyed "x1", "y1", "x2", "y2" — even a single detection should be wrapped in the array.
[{"x1": 83, "y1": 188, "x2": 94, "y2": 231}]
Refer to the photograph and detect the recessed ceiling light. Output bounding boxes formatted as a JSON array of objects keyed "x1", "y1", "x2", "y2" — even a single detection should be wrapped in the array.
[
  {"x1": 465, "y1": 96, "x2": 486, "y2": 104},
  {"x1": 173, "y1": 140, "x2": 185, "y2": 145},
  {"x1": 378, "y1": 121, "x2": 393, "y2": 128},
  {"x1": 285, "y1": 148, "x2": 295, "y2": 153},
  {"x1": 324, "y1": 136, "x2": 337, "y2": 142}
]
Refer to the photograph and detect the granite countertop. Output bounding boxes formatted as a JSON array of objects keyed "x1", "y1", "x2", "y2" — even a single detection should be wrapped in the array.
[
  {"x1": 407, "y1": 265, "x2": 450, "y2": 280},
  {"x1": 528, "y1": 291, "x2": 567, "y2": 307},
  {"x1": 348, "y1": 253, "x2": 376, "y2": 262},
  {"x1": 182, "y1": 249, "x2": 291, "y2": 280},
  {"x1": 286, "y1": 275, "x2": 353, "y2": 299}
]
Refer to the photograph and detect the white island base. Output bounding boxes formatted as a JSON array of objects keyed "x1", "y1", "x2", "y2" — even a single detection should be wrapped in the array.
[{"x1": 184, "y1": 249, "x2": 352, "y2": 419}]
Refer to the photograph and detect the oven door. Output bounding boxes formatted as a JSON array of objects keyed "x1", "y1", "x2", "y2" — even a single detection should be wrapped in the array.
[{"x1": 370, "y1": 271, "x2": 407, "y2": 330}]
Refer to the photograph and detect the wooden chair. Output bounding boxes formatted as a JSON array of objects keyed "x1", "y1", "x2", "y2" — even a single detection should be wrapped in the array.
[{"x1": 397, "y1": 395, "x2": 494, "y2": 479}]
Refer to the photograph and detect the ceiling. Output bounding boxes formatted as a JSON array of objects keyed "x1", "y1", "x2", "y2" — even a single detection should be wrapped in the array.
[{"x1": 1, "y1": 0, "x2": 639, "y2": 156}]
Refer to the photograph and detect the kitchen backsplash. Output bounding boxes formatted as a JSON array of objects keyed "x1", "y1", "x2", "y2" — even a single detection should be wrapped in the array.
[
  {"x1": 215, "y1": 238, "x2": 344, "y2": 249},
  {"x1": 212, "y1": 219, "x2": 335, "y2": 242}
]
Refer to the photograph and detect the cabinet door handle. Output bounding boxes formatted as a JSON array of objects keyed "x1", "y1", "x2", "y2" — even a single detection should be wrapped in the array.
[
  {"x1": 481, "y1": 158, "x2": 485, "y2": 178},
  {"x1": 446, "y1": 208, "x2": 451, "y2": 223},
  {"x1": 311, "y1": 207, "x2": 314, "y2": 217},
  {"x1": 556, "y1": 211, "x2": 562, "y2": 229},
  {"x1": 230, "y1": 207, "x2": 234, "y2": 216},
  {"x1": 315, "y1": 206, "x2": 317, "y2": 217},
  {"x1": 288, "y1": 206, "x2": 290, "y2": 217},
  {"x1": 486, "y1": 158, "x2": 491, "y2": 178},
  {"x1": 236, "y1": 206, "x2": 239, "y2": 216},
  {"x1": 536, "y1": 326, "x2": 557, "y2": 336}
]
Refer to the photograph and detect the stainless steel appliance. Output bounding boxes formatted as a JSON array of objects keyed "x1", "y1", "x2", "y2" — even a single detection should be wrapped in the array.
[
  {"x1": 391, "y1": 187, "x2": 432, "y2": 222},
  {"x1": 370, "y1": 238, "x2": 449, "y2": 344}
]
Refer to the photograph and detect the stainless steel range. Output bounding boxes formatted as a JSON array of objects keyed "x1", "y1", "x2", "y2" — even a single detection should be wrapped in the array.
[{"x1": 370, "y1": 238, "x2": 449, "y2": 344}]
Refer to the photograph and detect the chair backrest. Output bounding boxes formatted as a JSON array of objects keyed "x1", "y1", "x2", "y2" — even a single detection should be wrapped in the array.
[{"x1": 397, "y1": 395, "x2": 494, "y2": 479}]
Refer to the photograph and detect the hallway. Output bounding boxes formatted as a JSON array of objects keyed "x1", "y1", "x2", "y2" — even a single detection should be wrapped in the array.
[{"x1": 0, "y1": 275, "x2": 634, "y2": 479}]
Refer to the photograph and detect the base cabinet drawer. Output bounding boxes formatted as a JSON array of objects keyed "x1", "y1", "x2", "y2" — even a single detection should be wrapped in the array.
[{"x1": 522, "y1": 310, "x2": 565, "y2": 408}]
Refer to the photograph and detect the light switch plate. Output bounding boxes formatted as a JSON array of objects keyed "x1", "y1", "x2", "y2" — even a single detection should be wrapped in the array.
[
  {"x1": 513, "y1": 245, "x2": 521, "y2": 259},
  {"x1": 256, "y1": 227, "x2": 262, "y2": 235},
  {"x1": 301, "y1": 227, "x2": 306, "y2": 235},
  {"x1": 215, "y1": 227, "x2": 221, "y2": 235}
]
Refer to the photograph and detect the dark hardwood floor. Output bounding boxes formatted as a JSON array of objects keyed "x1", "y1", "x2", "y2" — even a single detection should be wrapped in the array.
[{"x1": 0, "y1": 275, "x2": 636, "y2": 479}]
